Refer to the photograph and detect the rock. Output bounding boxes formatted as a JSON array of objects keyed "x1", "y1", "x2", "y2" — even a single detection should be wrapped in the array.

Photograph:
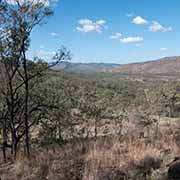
[{"x1": 168, "y1": 157, "x2": 180, "y2": 180}]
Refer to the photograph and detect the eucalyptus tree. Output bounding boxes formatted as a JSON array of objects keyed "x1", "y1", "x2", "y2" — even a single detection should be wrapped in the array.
[
  {"x1": 0, "y1": 0, "x2": 71, "y2": 159},
  {"x1": 161, "y1": 83, "x2": 180, "y2": 118},
  {"x1": 78, "y1": 83, "x2": 107, "y2": 140}
]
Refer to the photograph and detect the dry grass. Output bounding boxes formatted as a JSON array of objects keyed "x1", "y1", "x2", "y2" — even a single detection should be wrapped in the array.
[
  {"x1": 0, "y1": 135, "x2": 180, "y2": 180},
  {"x1": 82, "y1": 136, "x2": 179, "y2": 180}
]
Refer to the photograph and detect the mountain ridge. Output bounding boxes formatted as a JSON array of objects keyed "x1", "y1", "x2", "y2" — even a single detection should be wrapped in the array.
[
  {"x1": 113, "y1": 56, "x2": 180, "y2": 74},
  {"x1": 53, "y1": 56, "x2": 180, "y2": 74},
  {"x1": 53, "y1": 61, "x2": 120, "y2": 73}
]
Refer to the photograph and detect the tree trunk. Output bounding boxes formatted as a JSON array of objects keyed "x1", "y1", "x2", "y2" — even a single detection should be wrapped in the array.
[
  {"x1": 2, "y1": 122, "x2": 7, "y2": 162},
  {"x1": 22, "y1": 42, "x2": 30, "y2": 159},
  {"x1": 58, "y1": 122, "x2": 62, "y2": 142},
  {"x1": 11, "y1": 129, "x2": 18, "y2": 159},
  {"x1": 9, "y1": 79, "x2": 17, "y2": 159},
  {"x1": 94, "y1": 118, "x2": 98, "y2": 140}
]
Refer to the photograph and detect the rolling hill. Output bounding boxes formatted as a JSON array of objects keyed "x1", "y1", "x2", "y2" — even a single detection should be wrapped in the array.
[
  {"x1": 114, "y1": 56, "x2": 180, "y2": 74},
  {"x1": 53, "y1": 56, "x2": 180, "y2": 75},
  {"x1": 53, "y1": 61, "x2": 120, "y2": 73}
]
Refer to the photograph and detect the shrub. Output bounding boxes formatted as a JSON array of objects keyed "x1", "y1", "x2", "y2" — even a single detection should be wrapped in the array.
[
  {"x1": 97, "y1": 167, "x2": 129, "y2": 180},
  {"x1": 135, "y1": 155, "x2": 163, "y2": 179}
]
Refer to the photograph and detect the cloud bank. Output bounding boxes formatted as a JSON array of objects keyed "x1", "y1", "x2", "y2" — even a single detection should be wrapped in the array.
[
  {"x1": 120, "y1": 36, "x2": 144, "y2": 43},
  {"x1": 76, "y1": 19, "x2": 106, "y2": 33},
  {"x1": 110, "y1": 33, "x2": 122, "y2": 39},
  {"x1": 5, "y1": 0, "x2": 58, "y2": 6},
  {"x1": 149, "y1": 21, "x2": 172, "y2": 32}
]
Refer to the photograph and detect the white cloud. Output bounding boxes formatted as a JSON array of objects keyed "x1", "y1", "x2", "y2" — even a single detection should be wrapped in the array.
[
  {"x1": 110, "y1": 33, "x2": 122, "y2": 39},
  {"x1": 160, "y1": 48, "x2": 167, "y2": 51},
  {"x1": 96, "y1": 20, "x2": 106, "y2": 25},
  {"x1": 79, "y1": 19, "x2": 92, "y2": 25},
  {"x1": 120, "y1": 36, "x2": 144, "y2": 44},
  {"x1": 149, "y1": 21, "x2": 172, "y2": 32},
  {"x1": 132, "y1": 16, "x2": 148, "y2": 25},
  {"x1": 49, "y1": 32, "x2": 58, "y2": 36},
  {"x1": 76, "y1": 19, "x2": 106, "y2": 33},
  {"x1": 6, "y1": 0, "x2": 49, "y2": 6},
  {"x1": 5, "y1": 0, "x2": 58, "y2": 6}
]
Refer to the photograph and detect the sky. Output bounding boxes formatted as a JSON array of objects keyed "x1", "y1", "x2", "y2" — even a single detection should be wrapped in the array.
[{"x1": 26, "y1": 0, "x2": 180, "y2": 64}]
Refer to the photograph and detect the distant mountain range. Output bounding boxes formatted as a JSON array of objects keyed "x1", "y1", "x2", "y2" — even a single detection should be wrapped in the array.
[
  {"x1": 53, "y1": 61, "x2": 120, "y2": 73},
  {"x1": 53, "y1": 56, "x2": 180, "y2": 75}
]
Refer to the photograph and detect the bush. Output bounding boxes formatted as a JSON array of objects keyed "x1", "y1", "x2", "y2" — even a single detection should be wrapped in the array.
[
  {"x1": 97, "y1": 167, "x2": 129, "y2": 180},
  {"x1": 135, "y1": 155, "x2": 163, "y2": 179}
]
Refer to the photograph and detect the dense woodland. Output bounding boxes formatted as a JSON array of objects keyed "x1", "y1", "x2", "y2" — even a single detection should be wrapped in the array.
[{"x1": 1, "y1": 1, "x2": 180, "y2": 180}]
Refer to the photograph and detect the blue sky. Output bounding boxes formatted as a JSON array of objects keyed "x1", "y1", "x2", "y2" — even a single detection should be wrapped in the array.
[{"x1": 27, "y1": 0, "x2": 180, "y2": 64}]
